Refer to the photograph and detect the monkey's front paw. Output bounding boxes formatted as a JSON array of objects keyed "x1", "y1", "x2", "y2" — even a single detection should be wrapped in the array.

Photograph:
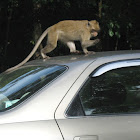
[
  {"x1": 41, "y1": 52, "x2": 50, "y2": 59},
  {"x1": 42, "y1": 55, "x2": 50, "y2": 59},
  {"x1": 95, "y1": 39, "x2": 100, "y2": 44}
]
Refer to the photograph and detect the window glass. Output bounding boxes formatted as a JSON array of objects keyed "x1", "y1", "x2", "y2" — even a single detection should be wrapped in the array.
[
  {"x1": 79, "y1": 66, "x2": 140, "y2": 116},
  {"x1": 0, "y1": 65, "x2": 66, "y2": 112},
  {"x1": 66, "y1": 94, "x2": 85, "y2": 117}
]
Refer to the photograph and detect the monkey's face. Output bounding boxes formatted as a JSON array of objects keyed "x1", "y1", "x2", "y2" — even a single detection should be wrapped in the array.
[{"x1": 88, "y1": 20, "x2": 100, "y2": 37}]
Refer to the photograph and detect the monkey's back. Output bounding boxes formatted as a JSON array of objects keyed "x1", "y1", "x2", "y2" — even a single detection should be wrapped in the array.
[
  {"x1": 50, "y1": 20, "x2": 89, "y2": 41},
  {"x1": 56, "y1": 20, "x2": 88, "y2": 32}
]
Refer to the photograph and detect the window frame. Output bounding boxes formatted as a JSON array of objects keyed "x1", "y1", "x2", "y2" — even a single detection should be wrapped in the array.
[
  {"x1": 92, "y1": 59, "x2": 140, "y2": 77},
  {"x1": 66, "y1": 59, "x2": 140, "y2": 117}
]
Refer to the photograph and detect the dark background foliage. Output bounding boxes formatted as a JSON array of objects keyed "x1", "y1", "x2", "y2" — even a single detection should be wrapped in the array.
[{"x1": 0, "y1": 0, "x2": 139, "y2": 72}]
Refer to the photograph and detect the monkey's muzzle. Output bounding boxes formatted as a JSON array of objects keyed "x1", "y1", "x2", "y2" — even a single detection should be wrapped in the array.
[{"x1": 91, "y1": 29, "x2": 100, "y2": 37}]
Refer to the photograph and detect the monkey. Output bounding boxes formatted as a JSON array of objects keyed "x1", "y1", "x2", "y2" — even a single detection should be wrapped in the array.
[
  {"x1": 6, "y1": 20, "x2": 100, "y2": 72},
  {"x1": 41, "y1": 20, "x2": 100, "y2": 58}
]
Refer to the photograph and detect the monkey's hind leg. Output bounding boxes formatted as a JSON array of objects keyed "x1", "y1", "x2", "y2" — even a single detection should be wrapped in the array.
[
  {"x1": 41, "y1": 32, "x2": 58, "y2": 59},
  {"x1": 66, "y1": 42, "x2": 81, "y2": 54}
]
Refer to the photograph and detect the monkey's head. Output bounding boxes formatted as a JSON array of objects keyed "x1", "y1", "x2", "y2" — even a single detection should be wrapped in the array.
[{"x1": 88, "y1": 20, "x2": 100, "y2": 37}]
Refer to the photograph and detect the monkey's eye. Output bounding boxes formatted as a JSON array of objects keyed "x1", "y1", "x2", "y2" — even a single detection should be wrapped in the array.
[{"x1": 88, "y1": 22, "x2": 90, "y2": 26}]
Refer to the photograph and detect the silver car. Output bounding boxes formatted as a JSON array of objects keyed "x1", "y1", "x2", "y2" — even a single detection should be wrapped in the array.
[{"x1": 0, "y1": 50, "x2": 140, "y2": 140}]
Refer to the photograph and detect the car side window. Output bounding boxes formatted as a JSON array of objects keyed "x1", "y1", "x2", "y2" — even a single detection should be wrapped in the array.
[
  {"x1": 67, "y1": 65, "x2": 140, "y2": 117},
  {"x1": 79, "y1": 66, "x2": 140, "y2": 116},
  {"x1": 0, "y1": 65, "x2": 67, "y2": 112}
]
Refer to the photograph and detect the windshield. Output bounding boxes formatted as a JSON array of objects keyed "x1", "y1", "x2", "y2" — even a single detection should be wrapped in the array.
[{"x1": 0, "y1": 65, "x2": 67, "y2": 112}]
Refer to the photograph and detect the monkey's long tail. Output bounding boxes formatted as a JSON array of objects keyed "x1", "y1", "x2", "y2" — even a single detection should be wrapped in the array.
[{"x1": 6, "y1": 28, "x2": 50, "y2": 72}]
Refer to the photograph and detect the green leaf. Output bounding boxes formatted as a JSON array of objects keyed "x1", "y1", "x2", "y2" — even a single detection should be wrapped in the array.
[
  {"x1": 109, "y1": 29, "x2": 114, "y2": 37},
  {"x1": 64, "y1": 1, "x2": 71, "y2": 8},
  {"x1": 30, "y1": 41, "x2": 35, "y2": 45},
  {"x1": 110, "y1": 22, "x2": 114, "y2": 28}
]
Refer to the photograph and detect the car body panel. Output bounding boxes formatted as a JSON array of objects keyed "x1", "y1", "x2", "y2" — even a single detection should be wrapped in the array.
[
  {"x1": 0, "y1": 50, "x2": 140, "y2": 140},
  {"x1": 56, "y1": 115, "x2": 140, "y2": 140},
  {"x1": 24, "y1": 50, "x2": 140, "y2": 67},
  {"x1": 0, "y1": 120, "x2": 63, "y2": 140}
]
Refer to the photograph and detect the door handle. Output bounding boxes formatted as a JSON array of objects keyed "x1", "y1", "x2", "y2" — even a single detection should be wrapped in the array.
[{"x1": 74, "y1": 135, "x2": 98, "y2": 140}]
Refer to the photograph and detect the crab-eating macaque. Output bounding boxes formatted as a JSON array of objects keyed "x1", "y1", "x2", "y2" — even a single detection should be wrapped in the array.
[{"x1": 6, "y1": 20, "x2": 100, "y2": 72}]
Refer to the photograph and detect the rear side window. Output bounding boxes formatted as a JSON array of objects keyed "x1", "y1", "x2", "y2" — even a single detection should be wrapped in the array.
[
  {"x1": 67, "y1": 64, "x2": 140, "y2": 117},
  {"x1": 79, "y1": 66, "x2": 140, "y2": 115},
  {"x1": 0, "y1": 65, "x2": 67, "y2": 112}
]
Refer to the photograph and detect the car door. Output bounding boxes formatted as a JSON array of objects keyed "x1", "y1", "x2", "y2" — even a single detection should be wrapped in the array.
[{"x1": 55, "y1": 59, "x2": 140, "y2": 140}]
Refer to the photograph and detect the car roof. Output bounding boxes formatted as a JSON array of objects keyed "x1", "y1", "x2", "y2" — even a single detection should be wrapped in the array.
[{"x1": 25, "y1": 50, "x2": 140, "y2": 68}]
